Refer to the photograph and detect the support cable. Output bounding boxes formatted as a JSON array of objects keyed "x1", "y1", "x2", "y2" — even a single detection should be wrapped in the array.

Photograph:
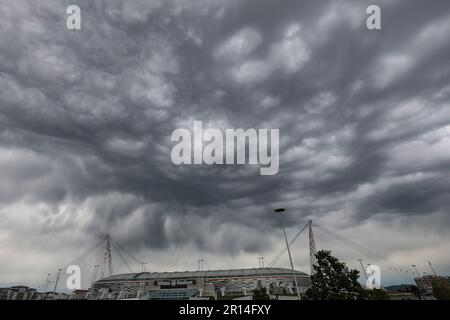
[
  {"x1": 111, "y1": 241, "x2": 134, "y2": 273},
  {"x1": 110, "y1": 236, "x2": 143, "y2": 265},
  {"x1": 64, "y1": 236, "x2": 106, "y2": 269},
  {"x1": 269, "y1": 222, "x2": 309, "y2": 267},
  {"x1": 313, "y1": 223, "x2": 385, "y2": 261}
]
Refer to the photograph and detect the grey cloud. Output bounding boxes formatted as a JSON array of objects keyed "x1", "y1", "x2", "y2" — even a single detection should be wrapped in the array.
[{"x1": 1, "y1": 0, "x2": 450, "y2": 285}]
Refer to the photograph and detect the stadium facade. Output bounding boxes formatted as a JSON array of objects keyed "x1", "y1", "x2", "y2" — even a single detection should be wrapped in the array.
[{"x1": 94, "y1": 267, "x2": 310, "y2": 300}]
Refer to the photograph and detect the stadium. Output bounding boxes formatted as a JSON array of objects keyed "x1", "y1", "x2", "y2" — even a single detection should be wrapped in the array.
[{"x1": 94, "y1": 267, "x2": 311, "y2": 300}]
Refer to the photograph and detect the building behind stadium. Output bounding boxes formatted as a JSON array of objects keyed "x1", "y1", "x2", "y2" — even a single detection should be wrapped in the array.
[{"x1": 93, "y1": 267, "x2": 310, "y2": 300}]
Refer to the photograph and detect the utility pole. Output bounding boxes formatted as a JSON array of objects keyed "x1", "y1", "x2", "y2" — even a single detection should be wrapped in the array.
[
  {"x1": 141, "y1": 262, "x2": 148, "y2": 292},
  {"x1": 258, "y1": 257, "x2": 265, "y2": 268},
  {"x1": 412, "y1": 265, "x2": 420, "y2": 277},
  {"x1": 274, "y1": 208, "x2": 301, "y2": 300},
  {"x1": 91, "y1": 265, "x2": 99, "y2": 291},
  {"x1": 198, "y1": 259, "x2": 204, "y2": 271},
  {"x1": 43, "y1": 273, "x2": 51, "y2": 293},
  {"x1": 197, "y1": 259, "x2": 205, "y2": 297},
  {"x1": 53, "y1": 269, "x2": 62, "y2": 293}
]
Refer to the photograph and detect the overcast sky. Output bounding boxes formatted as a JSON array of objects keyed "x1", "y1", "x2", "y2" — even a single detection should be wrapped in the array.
[{"x1": 1, "y1": 0, "x2": 450, "y2": 289}]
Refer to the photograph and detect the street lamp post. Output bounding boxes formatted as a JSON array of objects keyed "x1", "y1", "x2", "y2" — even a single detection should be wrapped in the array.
[
  {"x1": 91, "y1": 264, "x2": 99, "y2": 292},
  {"x1": 43, "y1": 273, "x2": 51, "y2": 293},
  {"x1": 274, "y1": 208, "x2": 301, "y2": 300}
]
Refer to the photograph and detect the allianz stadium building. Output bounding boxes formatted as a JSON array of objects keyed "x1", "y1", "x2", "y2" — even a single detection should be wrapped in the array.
[{"x1": 94, "y1": 267, "x2": 310, "y2": 300}]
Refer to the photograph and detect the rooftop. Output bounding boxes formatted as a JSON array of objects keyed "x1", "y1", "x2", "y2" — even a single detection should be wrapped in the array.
[{"x1": 96, "y1": 267, "x2": 309, "y2": 283}]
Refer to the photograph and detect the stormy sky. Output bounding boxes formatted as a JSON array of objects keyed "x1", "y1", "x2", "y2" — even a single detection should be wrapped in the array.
[{"x1": 1, "y1": 0, "x2": 450, "y2": 289}]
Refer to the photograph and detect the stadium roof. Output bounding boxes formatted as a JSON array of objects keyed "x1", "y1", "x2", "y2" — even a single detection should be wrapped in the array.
[{"x1": 96, "y1": 267, "x2": 309, "y2": 283}]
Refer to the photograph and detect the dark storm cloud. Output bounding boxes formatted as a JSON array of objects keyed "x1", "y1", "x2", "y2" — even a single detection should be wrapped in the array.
[
  {"x1": 1, "y1": 0, "x2": 450, "y2": 279},
  {"x1": 361, "y1": 175, "x2": 450, "y2": 216}
]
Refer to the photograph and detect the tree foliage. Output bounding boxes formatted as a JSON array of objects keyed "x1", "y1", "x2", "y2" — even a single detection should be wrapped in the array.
[
  {"x1": 432, "y1": 280, "x2": 450, "y2": 300},
  {"x1": 366, "y1": 288, "x2": 388, "y2": 300},
  {"x1": 304, "y1": 250, "x2": 368, "y2": 300},
  {"x1": 252, "y1": 287, "x2": 270, "y2": 300}
]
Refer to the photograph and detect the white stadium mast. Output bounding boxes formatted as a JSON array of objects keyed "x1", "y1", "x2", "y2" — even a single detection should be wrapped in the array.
[
  {"x1": 308, "y1": 220, "x2": 317, "y2": 275},
  {"x1": 103, "y1": 234, "x2": 113, "y2": 277}
]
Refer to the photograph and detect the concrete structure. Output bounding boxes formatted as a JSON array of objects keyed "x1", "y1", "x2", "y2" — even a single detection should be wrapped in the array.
[
  {"x1": 0, "y1": 286, "x2": 37, "y2": 300},
  {"x1": 414, "y1": 275, "x2": 450, "y2": 297},
  {"x1": 94, "y1": 267, "x2": 310, "y2": 300},
  {"x1": 386, "y1": 292, "x2": 418, "y2": 300},
  {"x1": 69, "y1": 289, "x2": 90, "y2": 300}
]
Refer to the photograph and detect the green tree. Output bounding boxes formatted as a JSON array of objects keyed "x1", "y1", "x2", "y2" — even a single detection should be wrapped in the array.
[
  {"x1": 432, "y1": 280, "x2": 450, "y2": 300},
  {"x1": 304, "y1": 250, "x2": 368, "y2": 300},
  {"x1": 409, "y1": 285, "x2": 425, "y2": 300},
  {"x1": 366, "y1": 288, "x2": 388, "y2": 300},
  {"x1": 252, "y1": 287, "x2": 270, "y2": 300}
]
